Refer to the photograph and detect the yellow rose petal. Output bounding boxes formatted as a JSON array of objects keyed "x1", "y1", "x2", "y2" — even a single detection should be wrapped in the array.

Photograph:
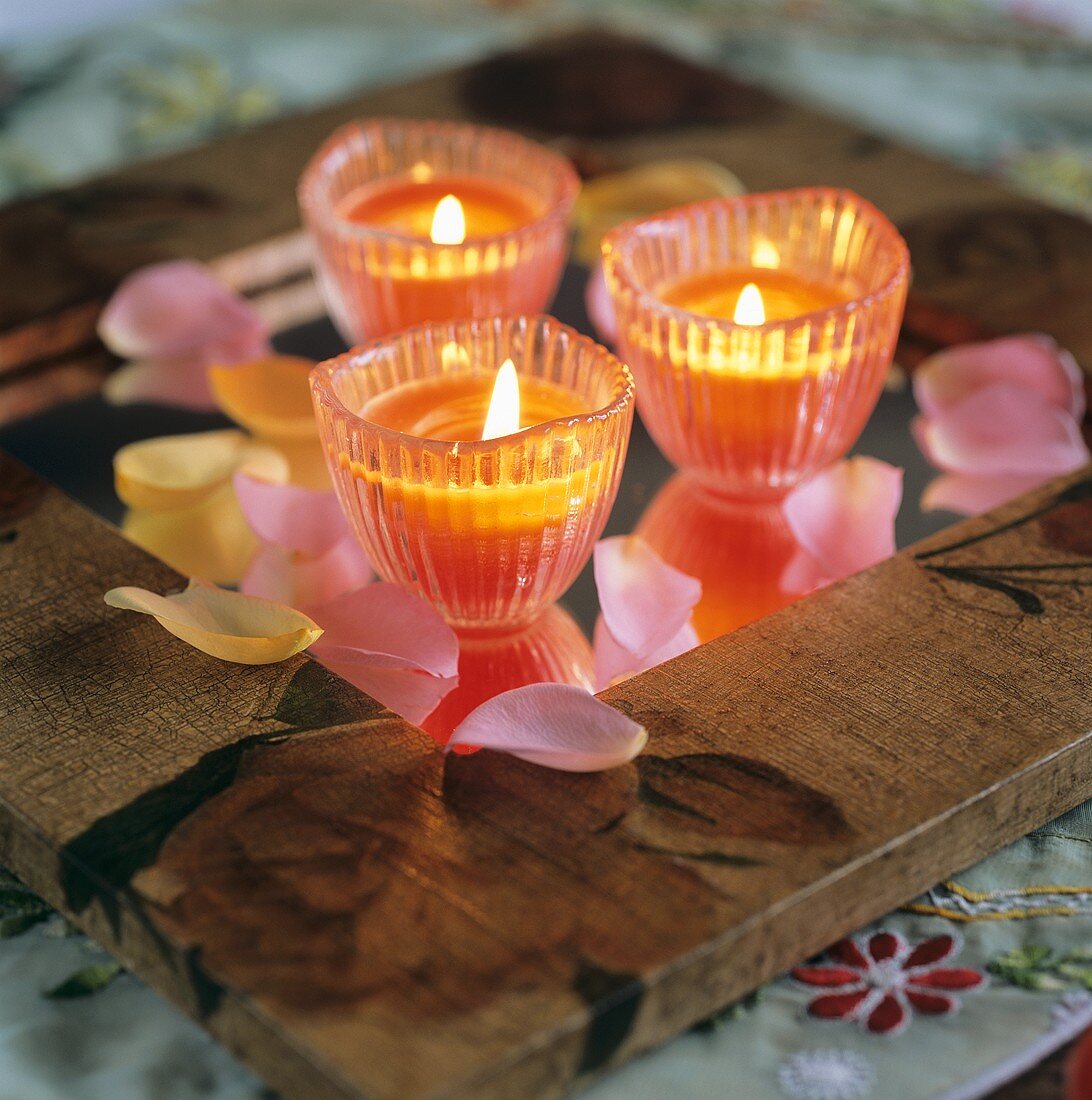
[
  {"x1": 122, "y1": 483, "x2": 259, "y2": 586},
  {"x1": 114, "y1": 429, "x2": 288, "y2": 512},
  {"x1": 104, "y1": 578, "x2": 322, "y2": 664},
  {"x1": 573, "y1": 158, "x2": 745, "y2": 266},
  {"x1": 208, "y1": 355, "x2": 318, "y2": 441},
  {"x1": 259, "y1": 434, "x2": 331, "y2": 490}
]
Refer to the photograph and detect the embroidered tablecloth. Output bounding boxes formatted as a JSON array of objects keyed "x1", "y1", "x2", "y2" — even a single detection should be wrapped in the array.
[{"x1": 0, "y1": 804, "x2": 1087, "y2": 1099}]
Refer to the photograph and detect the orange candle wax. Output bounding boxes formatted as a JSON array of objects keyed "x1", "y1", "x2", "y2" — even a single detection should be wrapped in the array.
[
  {"x1": 340, "y1": 174, "x2": 542, "y2": 239},
  {"x1": 324, "y1": 172, "x2": 557, "y2": 340},
  {"x1": 344, "y1": 366, "x2": 605, "y2": 629}
]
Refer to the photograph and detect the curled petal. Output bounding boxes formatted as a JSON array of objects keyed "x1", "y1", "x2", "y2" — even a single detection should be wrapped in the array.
[
  {"x1": 208, "y1": 355, "x2": 318, "y2": 441},
  {"x1": 233, "y1": 474, "x2": 350, "y2": 556},
  {"x1": 779, "y1": 547, "x2": 832, "y2": 597},
  {"x1": 115, "y1": 429, "x2": 288, "y2": 512},
  {"x1": 104, "y1": 578, "x2": 322, "y2": 664},
  {"x1": 913, "y1": 384, "x2": 1089, "y2": 477},
  {"x1": 103, "y1": 357, "x2": 218, "y2": 411},
  {"x1": 865, "y1": 992, "x2": 909, "y2": 1035},
  {"x1": 122, "y1": 483, "x2": 259, "y2": 586},
  {"x1": 782, "y1": 457, "x2": 903, "y2": 581},
  {"x1": 593, "y1": 614, "x2": 698, "y2": 690},
  {"x1": 241, "y1": 537, "x2": 373, "y2": 608},
  {"x1": 585, "y1": 263, "x2": 618, "y2": 346},
  {"x1": 447, "y1": 684, "x2": 647, "y2": 772},
  {"x1": 98, "y1": 260, "x2": 268, "y2": 362},
  {"x1": 913, "y1": 335, "x2": 1085, "y2": 421},
  {"x1": 574, "y1": 158, "x2": 745, "y2": 266},
  {"x1": 308, "y1": 584, "x2": 458, "y2": 725},
  {"x1": 921, "y1": 472, "x2": 1048, "y2": 516},
  {"x1": 260, "y1": 434, "x2": 331, "y2": 490},
  {"x1": 594, "y1": 535, "x2": 701, "y2": 659},
  {"x1": 239, "y1": 543, "x2": 295, "y2": 605}
]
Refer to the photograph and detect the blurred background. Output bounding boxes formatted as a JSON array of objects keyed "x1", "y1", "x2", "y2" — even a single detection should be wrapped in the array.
[{"x1": 1, "y1": 0, "x2": 1090, "y2": 217}]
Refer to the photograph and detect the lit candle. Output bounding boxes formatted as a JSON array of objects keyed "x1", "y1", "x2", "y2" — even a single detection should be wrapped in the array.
[
  {"x1": 603, "y1": 188, "x2": 909, "y2": 498},
  {"x1": 299, "y1": 119, "x2": 580, "y2": 343},
  {"x1": 311, "y1": 316, "x2": 635, "y2": 629}
]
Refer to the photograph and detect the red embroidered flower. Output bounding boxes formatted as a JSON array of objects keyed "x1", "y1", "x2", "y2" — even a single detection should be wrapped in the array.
[{"x1": 792, "y1": 931, "x2": 986, "y2": 1037}]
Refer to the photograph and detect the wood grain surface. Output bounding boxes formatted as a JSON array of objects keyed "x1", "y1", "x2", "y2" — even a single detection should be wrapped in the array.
[
  {"x1": 2, "y1": 32, "x2": 1091, "y2": 421},
  {"x1": 2, "y1": 32, "x2": 1091, "y2": 1100},
  {"x1": 0, "y1": 448, "x2": 1089, "y2": 1099}
]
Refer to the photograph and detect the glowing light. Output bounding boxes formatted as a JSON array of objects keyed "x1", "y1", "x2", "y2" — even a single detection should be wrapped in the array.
[
  {"x1": 482, "y1": 359, "x2": 520, "y2": 440},
  {"x1": 430, "y1": 194, "x2": 466, "y2": 245},
  {"x1": 733, "y1": 282, "x2": 766, "y2": 326},
  {"x1": 751, "y1": 240, "x2": 781, "y2": 269},
  {"x1": 440, "y1": 341, "x2": 470, "y2": 372},
  {"x1": 410, "y1": 161, "x2": 433, "y2": 183}
]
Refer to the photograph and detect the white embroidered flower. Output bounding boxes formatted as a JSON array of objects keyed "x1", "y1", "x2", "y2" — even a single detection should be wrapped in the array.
[{"x1": 777, "y1": 1048, "x2": 876, "y2": 1100}]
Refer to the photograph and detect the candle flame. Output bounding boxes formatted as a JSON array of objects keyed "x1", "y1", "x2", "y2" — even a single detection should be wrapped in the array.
[
  {"x1": 430, "y1": 194, "x2": 466, "y2": 245},
  {"x1": 482, "y1": 359, "x2": 520, "y2": 440},
  {"x1": 733, "y1": 282, "x2": 766, "y2": 326}
]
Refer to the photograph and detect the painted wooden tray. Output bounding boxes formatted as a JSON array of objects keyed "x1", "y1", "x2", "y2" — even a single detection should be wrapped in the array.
[{"x1": 0, "y1": 33, "x2": 1090, "y2": 1100}]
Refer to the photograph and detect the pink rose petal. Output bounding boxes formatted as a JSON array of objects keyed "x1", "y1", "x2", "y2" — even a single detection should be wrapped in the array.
[
  {"x1": 592, "y1": 614, "x2": 699, "y2": 690},
  {"x1": 782, "y1": 457, "x2": 903, "y2": 581},
  {"x1": 921, "y1": 472, "x2": 1048, "y2": 516},
  {"x1": 102, "y1": 357, "x2": 219, "y2": 411},
  {"x1": 307, "y1": 584, "x2": 458, "y2": 725},
  {"x1": 594, "y1": 535, "x2": 701, "y2": 659},
  {"x1": 913, "y1": 383, "x2": 1089, "y2": 477},
  {"x1": 913, "y1": 335, "x2": 1085, "y2": 421},
  {"x1": 98, "y1": 260, "x2": 269, "y2": 362},
  {"x1": 585, "y1": 262, "x2": 618, "y2": 346},
  {"x1": 240, "y1": 543, "x2": 296, "y2": 605},
  {"x1": 447, "y1": 683, "x2": 647, "y2": 772},
  {"x1": 779, "y1": 547, "x2": 832, "y2": 597},
  {"x1": 241, "y1": 537, "x2": 373, "y2": 607},
  {"x1": 234, "y1": 473, "x2": 352, "y2": 556}
]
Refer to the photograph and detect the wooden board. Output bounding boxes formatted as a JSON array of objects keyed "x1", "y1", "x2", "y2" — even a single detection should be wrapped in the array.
[
  {"x1": 1, "y1": 32, "x2": 1091, "y2": 1100},
  {"x1": 0, "y1": 452, "x2": 1090, "y2": 1100},
  {"x1": 2, "y1": 33, "x2": 1091, "y2": 422}
]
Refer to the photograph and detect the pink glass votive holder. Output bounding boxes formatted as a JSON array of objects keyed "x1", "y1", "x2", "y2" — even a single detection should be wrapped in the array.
[
  {"x1": 603, "y1": 187, "x2": 910, "y2": 499},
  {"x1": 310, "y1": 315, "x2": 635, "y2": 630},
  {"x1": 298, "y1": 118, "x2": 580, "y2": 343}
]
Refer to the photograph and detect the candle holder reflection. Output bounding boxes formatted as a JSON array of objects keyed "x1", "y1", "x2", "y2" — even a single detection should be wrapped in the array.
[
  {"x1": 603, "y1": 188, "x2": 909, "y2": 499},
  {"x1": 311, "y1": 315, "x2": 635, "y2": 630},
  {"x1": 299, "y1": 118, "x2": 580, "y2": 343},
  {"x1": 421, "y1": 604, "x2": 593, "y2": 746},
  {"x1": 635, "y1": 473, "x2": 806, "y2": 643}
]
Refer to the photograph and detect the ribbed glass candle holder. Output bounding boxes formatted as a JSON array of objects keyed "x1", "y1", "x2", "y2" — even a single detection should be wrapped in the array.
[
  {"x1": 603, "y1": 188, "x2": 910, "y2": 499},
  {"x1": 298, "y1": 118, "x2": 580, "y2": 343},
  {"x1": 311, "y1": 315, "x2": 634, "y2": 629}
]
